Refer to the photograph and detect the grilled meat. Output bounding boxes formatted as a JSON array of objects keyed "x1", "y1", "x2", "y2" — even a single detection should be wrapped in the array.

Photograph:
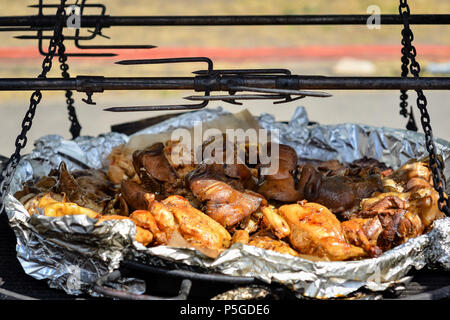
[
  {"x1": 248, "y1": 233, "x2": 299, "y2": 257},
  {"x1": 260, "y1": 205, "x2": 290, "y2": 239},
  {"x1": 121, "y1": 180, "x2": 152, "y2": 211},
  {"x1": 357, "y1": 193, "x2": 424, "y2": 250},
  {"x1": 16, "y1": 162, "x2": 118, "y2": 214},
  {"x1": 256, "y1": 144, "x2": 301, "y2": 202},
  {"x1": 296, "y1": 163, "x2": 382, "y2": 219},
  {"x1": 161, "y1": 195, "x2": 231, "y2": 250},
  {"x1": 107, "y1": 144, "x2": 139, "y2": 184},
  {"x1": 341, "y1": 217, "x2": 383, "y2": 257},
  {"x1": 231, "y1": 229, "x2": 250, "y2": 245},
  {"x1": 380, "y1": 159, "x2": 445, "y2": 228},
  {"x1": 279, "y1": 201, "x2": 366, "y2": 261},
  {"x1": 186, "y1": 164, "x2": 264, "y2": 228},
  {"x1": 132, "y1": 142, "x2": 183, "y2": 196},
  {"x1": 200, "y1": 134, "x2": 256, "y2": 190}
]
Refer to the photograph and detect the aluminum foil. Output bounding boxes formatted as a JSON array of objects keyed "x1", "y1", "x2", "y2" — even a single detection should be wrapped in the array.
[{"x1": 3, "y1": 106, "x2": 450, "y2": 299}]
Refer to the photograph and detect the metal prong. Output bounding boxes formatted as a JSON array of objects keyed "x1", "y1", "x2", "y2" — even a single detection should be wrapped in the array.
[
  {"x1": 184, "y1": 94, "x2": 287, "y2": 101},
  {"x1": 115, "y1": 57, "x2": 213, "y2": 73},
  {"x1": 230, "y1": 86, "x2": 332, "y2": 98},
  {"x1": 222, "y1": 99, "x2": 243, "y2": 105},
  {"x1": 273, "y1": 95, "x2": 305, "y2": 104},
  {"x1": 14, "y1": 35, "x2": 42, "y2": 39},
  {"x1": 192, "y1": 68, "x2": 291, "y2": 75},
  {"x1": 104, "y1": 101, "x2": 209, "y2": 112},
  {"x1": 80, "y1": 44, "x2": 157, "y2": 49},
  {"x1": 87, "y1": 29, "x2": 111, "y2": 39}
]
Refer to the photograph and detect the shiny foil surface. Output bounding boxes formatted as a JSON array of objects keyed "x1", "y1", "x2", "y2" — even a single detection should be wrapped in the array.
[{"x1": 4, "y1": 107, "x2": 450, "y2": 299}]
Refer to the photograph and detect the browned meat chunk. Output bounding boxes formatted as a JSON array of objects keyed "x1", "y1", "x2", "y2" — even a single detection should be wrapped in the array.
[{"x1": 186, "y1": 165, "x2": 264, "y2": 228}]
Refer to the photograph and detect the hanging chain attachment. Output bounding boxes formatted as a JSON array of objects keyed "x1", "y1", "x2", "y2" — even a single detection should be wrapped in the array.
[
  {"x1": 399, "y1": 0, "x2": 449, "y2": 215},
  {"x1": 0, "y1": 0, "x2": 68, "y2": 212}
]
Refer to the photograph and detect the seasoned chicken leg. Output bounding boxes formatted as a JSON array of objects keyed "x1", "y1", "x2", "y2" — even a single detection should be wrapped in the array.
[
  {"x1": 161, "y1": 195, "x2": 232, "y2": 250},
  {"x1": 260, "y1": 206, "x2": 290, "y2": 239},
  {"x1": 279, "y1": 201, "x2": 366, "y2": 261}
]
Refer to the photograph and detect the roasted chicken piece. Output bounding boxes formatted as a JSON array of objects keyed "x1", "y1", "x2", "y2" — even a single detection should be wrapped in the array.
[
  {"x1": 145, "y1": 193, "x2": 177, "y2": 238},
  {"x1": 279, "y1": 201, "x2": 366, "y2": 261},
  {"x1": 161, "y1": 195, "x2": 231, "y2": 250},
  {"x1": 43, "y1": 202, "x2": 101, "y2": 219},
  {"x1": 26, "y1": 193, "x2": 153, "y2": 246},
  {"x1": 25, "y1": 193, "x2": 101, "y2": 219},
  {"x1": 341, "y1": 217, "x2": 383, "y2": 257},
  {"x1": 386, "y1": 160, "x2": 433, "y2": 188},
  {"x1": 130, "y1": 210, "x2": 168, "y2": 245},
  {"x1": 24, "y1": 192, "x2": 62, "y2": 215},
  {"x1": 260, "y1": 206, "x2": 290, "y2": 239},
  {"x1": 231, "y1": 230, "x2": 250, "y2": 245},
  {"x1": 107, "y1": 193, "x2": 232, "y2": 250},
  {"x1": 248, "y1": 233, "x2": 299, "y2": 257},
  {"x1": 186, "y1": 165, "x2": 264, "y2": 228}
]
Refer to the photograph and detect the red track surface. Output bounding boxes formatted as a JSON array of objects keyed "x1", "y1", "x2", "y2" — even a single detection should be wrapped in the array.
[{"x1": 0, "y1": 45, "x2": 449, "y2": 61}]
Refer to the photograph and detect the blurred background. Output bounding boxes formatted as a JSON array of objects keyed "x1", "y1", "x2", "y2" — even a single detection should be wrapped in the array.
[{"x1": 0, "y1": 0, "x2": 449, "y2": 156}]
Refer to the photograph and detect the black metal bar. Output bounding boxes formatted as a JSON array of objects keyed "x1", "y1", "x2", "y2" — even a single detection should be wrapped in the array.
[
  {"x1": 0, "y1": 76, "x2": 449, "y2": 91},
  {"x1": 93, "y1": 270, "x2": 192, "y2": 300},
  {"x1": 116, "y1": 57, "x2": 214, "y2": 74},
  {"x1": 106, "y1": 14, "x2": 450, "y2": 26},
  {"x1": 122, "y1": 261, "x2": 257, "y2": 285},
  {"x1": 193, "y1": 68, "x2": 291, "y2": 75},
  {"x1": 2, "y1": 14, "x2": 450, "y2": 28}
]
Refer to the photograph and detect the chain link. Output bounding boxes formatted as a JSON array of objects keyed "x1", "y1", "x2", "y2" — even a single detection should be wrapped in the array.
[
  {"x1": 399, "y1": 0, "x2": 449, "y2": 215},
  {"x1": 57, "y1": 33, "x2": 82, "y2": 139},
  {"x1": 398, "y1": 0, "x2": 418, "y2": 131},
  {"x1": 0, "y1": 0, "x2": 68, "y2": 212}
]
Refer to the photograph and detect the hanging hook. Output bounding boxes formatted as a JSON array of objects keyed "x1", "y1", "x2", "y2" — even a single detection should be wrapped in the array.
[{"x1": 82, "y1": 91, "x2": 96, "y2": 105}]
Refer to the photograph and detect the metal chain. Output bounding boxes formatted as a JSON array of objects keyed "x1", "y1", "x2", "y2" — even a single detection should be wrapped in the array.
[
  {"x1": 57, "y1": 33, "x2": 82, "y2": 139},
  {"x1": 399, "y1": 0, "x2": 449, "y2": 215},
  {"x1": 0, "y1": 0, "x2": 68, "y2": 212},
  {"x1": 399, "y1": 0, "x2": 418, "y2": 132}
]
